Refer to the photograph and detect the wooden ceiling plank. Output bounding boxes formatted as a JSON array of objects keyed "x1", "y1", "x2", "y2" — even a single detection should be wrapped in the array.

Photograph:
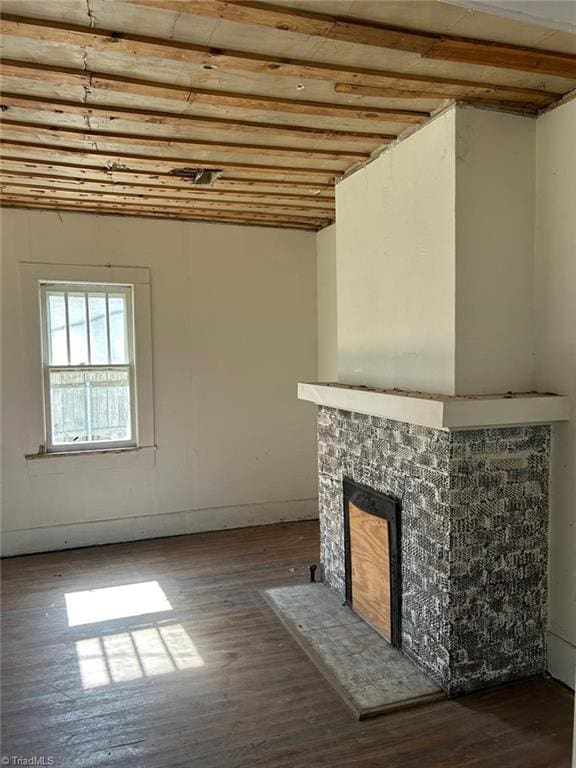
[
  {"x1": 119, "y1": 0, "x2": 576, "y2": 78},
  {"x1": 0, "y1": 158, "x2": 335, "y2": 191},
  {"x1": 0, "y1": 182, "x2": 334, "y2": 214},
  {"x1": 0, "y1": 92, "x2": 394, "y2": 145},
  {"x1": 0, "y1": 119, "x2": 369, "y2": 162},
  {"x1": 0, "y1": 194, "x2": 329, "y2": 225},
  {"x1": 101, "y1": 1, "x2": 436, "y2": 54},
  {"x1": 87, "y1": 81, "x2": 428, "y2": 125},
  {"x1": 0, "y1": 59, "x2": 427, "y2": 123},
  {"x1": 0, "y1": 196, "x2": 329, "y2": 220},
  {"x1": 0, "y1": 201, "x2": 320, "y2": 230},
  {"x1": 0, "y1": 198, "x2": 320, "y2": 226},
  {"x1": 0, "y1": 194, "x2": 328, "y2": 220},
  {"x1": 0, "y1": 59, "x2": 88, "y2": 88},
  {"x1": 0, "y1": 42, "x2": 557, "y2": 111},
  {"x1": 0, "y1": 141, "x2": 341, "y2": 179},
  {"x1": 0, "y1": 173, "x2": 334, "y2": 203},
  {"x1": 334, "y1": 82, "x2": 540, "y2": 112},
  {"x1": 0, "y1": 168, "x2": 334, "y2": 199},
  {"x1": 4, "y1": 192, "x2": 334, "y2": 213},
  {"x1": 423, "y1": 38, "x2": 576, "y2": 78}
]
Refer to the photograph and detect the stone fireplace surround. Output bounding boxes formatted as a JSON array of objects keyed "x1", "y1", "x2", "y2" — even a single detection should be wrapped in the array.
[{"x1": 299, "y1": 384, "x2": 569, "y2": 696}]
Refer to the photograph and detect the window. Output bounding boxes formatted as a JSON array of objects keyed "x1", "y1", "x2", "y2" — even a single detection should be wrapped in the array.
[
  {"x1": 20, "y1": 263, "x2": 154, "y2": 461},
  {"x1": 40, "y1": 283, "x2": 137, "y2": 451}
]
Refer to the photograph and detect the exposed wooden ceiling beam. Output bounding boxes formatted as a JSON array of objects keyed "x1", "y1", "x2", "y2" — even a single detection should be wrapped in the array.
[
  {"x1": 0, "y1": 141, "x2": 341, "y2": 178},
  {"x1": 122, "y1": 0, "x2": 576, "y2": 78},
  {"x1": 0, "y1": 181, "x2": 334, "y2": 213},
  {"x1": 0, "y1": 120, "x2": 368, "y2": 162},
  {"x1": 0, "y1": 169, "x2": 334, "y2": 198},
  {"x1": 0, "y1": 200, "x2": 321, "y2": 228},
  {"x1": 4, "y1": 3, "x2": 567, "y2": 232},
  {"x1": 0, "y1": 195, "x2": 329, "y2": 223},
  {"x1": 0, "y1": 193, "x2": 329, "y2": 226},
  {"x1": 334, "y1": 82, "x2": 540, "y2": 112},
  {"x1": 0, "y1": 59, "x2": 427, "y2": 124},
  {"x1": 0, "y1": 92, "x2": 393, "y2": 145},
  {"x1": 0, "y1": 158, "x2": 334, "y2": 191},
  {"x1": 0, "y1": 201, "x2": 320, "y2": 230},
  {"x1": 92, "y1": 83, "x2": 424, "y2": 124},
  {"x1": 0, "y1": 195, "x2": 329, "y2": 220},
  {"x1": 0, "y1": 172, "x2": 334, "y2": 202},
  {"x1": 1, "y1": 14, "x2": 566, "y2": 97}
]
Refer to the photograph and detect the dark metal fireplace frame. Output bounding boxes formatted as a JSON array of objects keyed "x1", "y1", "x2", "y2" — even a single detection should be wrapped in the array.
[{"x1": 342, "y1": 478, "x2": 402, "y2": 647}]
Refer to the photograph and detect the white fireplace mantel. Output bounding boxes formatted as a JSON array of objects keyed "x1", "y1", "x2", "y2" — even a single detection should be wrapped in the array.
[{"x1": 298, "y1": 382, "x2": 570, "y2": 430}]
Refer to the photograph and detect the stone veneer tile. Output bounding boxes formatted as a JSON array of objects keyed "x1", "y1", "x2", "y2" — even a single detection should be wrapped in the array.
[{"x1": 317, "y1": 407, "x2": 550, "y2": 695}]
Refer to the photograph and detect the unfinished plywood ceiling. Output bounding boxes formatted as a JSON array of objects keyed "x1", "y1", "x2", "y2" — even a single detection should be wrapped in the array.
[{"x1": 0, "y1": 0, "x2": 575, "y2": 230}]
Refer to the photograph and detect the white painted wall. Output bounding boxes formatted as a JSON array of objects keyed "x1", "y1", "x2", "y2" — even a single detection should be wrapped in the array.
[
  {"x1": 316, "y1": 224, "x2": 338, "y2": 381},
  {"x1": 336, "y1": 107, "x2": 535, "y2": 394},
  {"x1": 336, "y1": 105, "x2": 537, "y2": 396},
  {"x1": 1, "y1": 209, "x2": 319, "y2": 555},
  {"x1": 534, "y1": 97, "x2": 576, "y2": 689},
  {"x1": 455, "y1": 107, "x2": 536, "y2": 394},
  {"x1": 336, "y1": 109, "x2": 457, "y2": 394}
]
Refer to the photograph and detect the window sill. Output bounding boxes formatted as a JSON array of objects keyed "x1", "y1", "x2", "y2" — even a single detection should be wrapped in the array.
[{"x1": 25, "y1": 445, "x2": 156, "y2": 475}]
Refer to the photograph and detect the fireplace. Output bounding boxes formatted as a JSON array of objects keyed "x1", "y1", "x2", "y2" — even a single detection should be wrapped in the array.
[
  {"x1": 299, "y1": 384, "x2": 569, "y2": 696},
  {"x1": 343, "y1": 479, "x2": 401, "y2": 647}
]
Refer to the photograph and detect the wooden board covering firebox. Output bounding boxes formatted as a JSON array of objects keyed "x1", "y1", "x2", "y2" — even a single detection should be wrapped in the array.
[{"x1": 348, "y1": 501, "x2": 392, "y2": 642}]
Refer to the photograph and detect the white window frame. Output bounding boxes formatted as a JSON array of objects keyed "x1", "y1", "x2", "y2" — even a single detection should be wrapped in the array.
[
  {"x1": 20, "y1": 263, "x2": 154, "y2": 458},
  {"x1": 40, "y1": 282, "x2": 137, "y2": 452}
]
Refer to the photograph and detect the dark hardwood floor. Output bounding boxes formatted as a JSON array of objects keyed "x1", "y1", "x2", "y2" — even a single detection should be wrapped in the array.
[{"x1": 1, "y1": 521, "x2": 573, "y2": 768}]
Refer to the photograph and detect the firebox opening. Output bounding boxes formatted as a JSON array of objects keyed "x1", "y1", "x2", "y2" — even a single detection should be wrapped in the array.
[{"x1": 343, "y1": 478, "x2": 401, "y2": 647}]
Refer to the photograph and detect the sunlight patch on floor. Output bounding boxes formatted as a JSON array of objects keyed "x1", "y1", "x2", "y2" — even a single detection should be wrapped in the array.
[
  {"x1": 76, "y1": 623, "x2": 204, "y2": 688},
  {"x1": 65, "y1": 581, "x2": 172, "y2": 626}
]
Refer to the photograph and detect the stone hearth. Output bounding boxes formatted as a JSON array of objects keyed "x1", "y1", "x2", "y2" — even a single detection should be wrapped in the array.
[{"x1": 264, "y1": 583, "x2": 443, "y2": 719}]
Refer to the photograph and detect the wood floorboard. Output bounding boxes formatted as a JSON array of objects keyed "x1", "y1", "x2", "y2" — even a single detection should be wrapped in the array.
[{"x1": 1, "y1": 521, "x2": 572, "y2": 768}]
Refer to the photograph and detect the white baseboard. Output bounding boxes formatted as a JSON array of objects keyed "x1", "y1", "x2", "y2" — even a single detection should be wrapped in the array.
[
  {"x1": 547, "y1": 630, "x2": 576, "y2": 690},
  {"x1": 1, "y1": 498, "x2": 319, "y2": 556}
]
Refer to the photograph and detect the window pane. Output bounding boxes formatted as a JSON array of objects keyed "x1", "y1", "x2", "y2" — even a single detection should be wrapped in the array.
[
  {"x1": 49, "y1": 369, "x2": 131, "y2": 445},
  {"x1": 88, "y1": 294, "x2": 109, "y2": 364},
  {"x1": 47, "y1": 293, "x2": 68, "y2": 365},
  {"x1": 68, "y1": 293, "x2": 89, "y2": 365},
  {"x1": 109, "y1": 294, "x2": 128, "y2": 364}
]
